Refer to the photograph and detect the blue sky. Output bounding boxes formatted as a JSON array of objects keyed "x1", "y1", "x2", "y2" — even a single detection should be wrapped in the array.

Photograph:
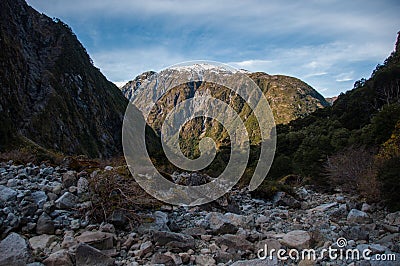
[{"x1": 27, "y1": 0, "x2": 399, "y2": 97}]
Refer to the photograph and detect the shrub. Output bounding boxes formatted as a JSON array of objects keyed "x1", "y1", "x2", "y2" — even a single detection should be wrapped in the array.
[
  {"x1": 324, "y1": 146, "x2": 380, "y2": 201},
  {"x1": 87, "y1": 166, "x2": 161, "y2": 228},
  {"x1": 377, "y1": 156, "x2": 400, "y2": 211}
]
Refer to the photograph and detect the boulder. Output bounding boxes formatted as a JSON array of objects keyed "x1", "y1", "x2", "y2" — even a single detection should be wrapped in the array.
[
  {"x1": 151, "y1": 253, "x2": 175, "y2": 266},
  {"x1": 231, "y1": 257, "x2": 280, "y2": 266},
  {"x1": 195, "y1": 254, "x2": 216, "y2": 266},
  {"x1": 76, "y1": 231, "x2": 115, "y2": 250},
  {"x1": 152, "y1": 231, "x2": 195, "y2": 251},
  {"x1": 75, "y1": 243, "x2": 114, "y2": 266},
  {"x1": 55, "y1": 192, "x2": 78, "y2": 210},
  {"x1": 182, "y1": 227, "x2": 207, "y2": 237},
  {"x1": 273, "y1": 192, "x2": 301, "y2": 209},
  {"x1": 77, "y1": 177, "x2": 89, "y2": 195},
  {"x1": 29, "y1": 234, "x2": 57, "y2": 250},
  {"x1": 0, "y1": 185, "x2": 17, "y2": 202},
  {"x1": 138, "y1": 241, "x2": 153, "y2": 257},
  {"x1": 138, "y1": 211, "x2": 169, "y2": 234},
  {"x1": 31, "y1": 191, "x2": 48, "y2": 208},
  {"x1": 43, "y1": 249, "x2": 73, "y2": 266},
  {"x1": 341, "y1": 225, "x2": 369, "y2": 241},
  {"x1": 61, "y1": 231, "x2": 78, "y2": 250},
  {"x1": 307, "y1": 202, "x2": 338, "y2": 213},
  {"x1": 108, "y1": 209, "x2": 128, "y2": 228},
  {"x1": 256, "y1": 239, "x2": 282, "y2": 252},
  {"x1": 62, "y1": 171, "x2": 76, "y2": 188},
  {"x1": 385, "y1": 211, "x2": 400, "y2": 226},
  {"x1": 36, "y1": 213, "x2": 55, "y2": 234},
  {"x1": 205, "y1": 212, "x2": 247, "y2": 235},
  {"x1": 347, "y1": 209, "x2": 372, "y2": 224},
  {"x1": 0, "y1": 233, "x2": 32, "y2": 266},
  {"x1": 215, "y1": 234, "x2": 253, "y2": 252},
  {"x1": 280, "y1": 230, "x2": 311, "y2": 249}
]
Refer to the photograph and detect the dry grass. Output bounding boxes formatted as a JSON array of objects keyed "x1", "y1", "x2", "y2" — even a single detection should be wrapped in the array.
[{"x1": 87, "y1": 165, "x2": 162, "y2": 228}]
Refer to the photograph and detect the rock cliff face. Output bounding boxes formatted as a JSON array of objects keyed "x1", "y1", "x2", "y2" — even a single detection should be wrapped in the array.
[
  {"x1": 0, "y1": 0, "x2": 128, "y2": 158},
  {"x1": 121, "y1": 64, "x2": 328, "y2": 157}
]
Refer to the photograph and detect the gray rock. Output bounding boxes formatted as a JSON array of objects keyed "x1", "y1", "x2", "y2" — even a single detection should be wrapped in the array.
[
  {"x1": 6, "y1": 212, "x2": 20, "y2": 228},
  {"x1": 99, "y1": 223, "x2": 115, "y2": 233},
  {"x1": 342, "y1": 225, "x2": 369, "y2": 241},
  {"x1": 385, "y1": 211, "x2": 400, "y2": 226},
  {"x1": 75, "y1": 243, "x2": 114, "y2": 266},
  {"x1": 0, "y1": 233, "x2": 32, "y2": 266},
  {"x1": 215, "y1": 251, "x2": 240, "y2": 264},
  {"x1": 27, "y1": 263, "x2": 45, "y2": 266},
  {"x1": 36, "y1": 212, "x2": 55, "y2": 234},
  {"x1": 31, "y1": 191, "x2": 48, "y2": 208},
  {"x1": 231, "y1": 257, "x2": 280, "y2": 266},
  {"x1": 347, "y1": 209, "x2": 372, "y2": 224},
  {"x1": 256, "y1": 239, "x2": 282, "y2": 253},
  {"x1": 0, "y1": 185, "x2": 17, "y2": 202},
  {"x1": 138, "y1": 241, "x2": 153, "y2": 257},
  {"x1": 104, "y1": 166, "x2": 113, "y2": 171},
  {"x1": 336, "y1": 195, "x2": 346, "y2": 203},
  {"x1": 76, "y1": 231, "x2": 115, "y2": 250},
  {"x1": 296, "y1": 187, "x2": 310, "y2": 200},
  {"x1": 273, "y1": 191, "x2": 301, "y2": 209},
  {"x1": 29, "y1": 234, "x2": 57, "y2": 250},
  {"x1": 108, "y1": 209, "x2": 128, "y2": 228},
  {"x1": 205, "y1": 212, "x2": 251, "y2": 235},
  {"x1": 77, "y1": 177, "x2": 89, "y2": 194},
  {"x1": 42, "y1": 249, "x2": 73, "y2": 266},
  {"x1": 182, "y1": 227, "x2": 207, "y2": 237},
  {"x1": 195, "y1": 254, "x2": 216, "y2": 266},
  {"x1": 152, "y1": 231, "x2": 195, "y2": 251},
  {"x1": 382, "y1": 224, "x2": 399, "y2": 233},
  {"x1": 55, "y1": 192, "x2": 78, "y2": 210},
  {"x1": 138, "y1": 211, "x2": 169, "y2": 234},
  {"x1": 307, "y1": 202, "x2": 338, "y2": 213},
  {"x1": 280, "y1": 230, "x2": 311, "y2": 249},
  {"x1": 151, "y1": 253, "x2": 175, "y2": 265},
  {"x1": 62, "y1": 171, "x2": 76, "y2": 188},
  {"x1": 61, "y1": 231, "x2": 78, "y2": 250},
  {"x1": 215, "y1": 234, "x2": 253, "y2": 252},
  {"x1": 41, "y1": 167, "x2": 54, "y2": 176},
  {"x1": 329, "y1": 203, "x2": 348, "y2": 220},
  {"x1": 6, "y1": 178, "x2": 18, "y2": 187},
  {"x1": 361, "y1": 203, "x2": 373, "y2": 213}
]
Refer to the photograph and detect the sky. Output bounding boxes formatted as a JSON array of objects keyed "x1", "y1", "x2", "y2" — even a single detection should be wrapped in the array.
[{"x1": 27, "y1": 0, "x2": 399, "y2": 97}]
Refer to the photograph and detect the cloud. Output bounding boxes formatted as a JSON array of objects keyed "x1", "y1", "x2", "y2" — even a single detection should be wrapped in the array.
[
  {"x1": 229, "y1": 60, "x2": 273, "y2": 69},
  {"x1": 335, "y1": 72, "x2": 354, "y2": 82},
  {"x1": 26, "y1": 0, "x2": 400, "y2": 97},
  {"x1": 92, "y1": 47, "x2": 186, "y2": 82},
  {"x1": 304, "y1": 72, "x2": 328, "y2": 78}
]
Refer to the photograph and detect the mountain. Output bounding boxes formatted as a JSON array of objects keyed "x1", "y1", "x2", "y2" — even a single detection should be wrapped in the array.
[
  {"x1": 121, "y1": 65, "x2": 328, "y2": 156},
  {"x1": 247, "y1": 72, "x2": 329, "y2": 124},
  {"x1": 0, "y1": 0, "x2": 129, "y2": 158},
  {"x1": 325, "y1": 96, "x2": 338, "y2": 105}
]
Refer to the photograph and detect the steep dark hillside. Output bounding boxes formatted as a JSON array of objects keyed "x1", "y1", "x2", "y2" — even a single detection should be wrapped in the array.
[{"x1": 0, "y1": 0, "x2": 129, "y2": 158}]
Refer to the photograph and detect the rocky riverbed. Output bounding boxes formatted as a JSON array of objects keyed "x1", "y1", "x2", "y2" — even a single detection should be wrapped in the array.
[{"x1": 0, "y1": 161, "x2": 399, "y2": 266}]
